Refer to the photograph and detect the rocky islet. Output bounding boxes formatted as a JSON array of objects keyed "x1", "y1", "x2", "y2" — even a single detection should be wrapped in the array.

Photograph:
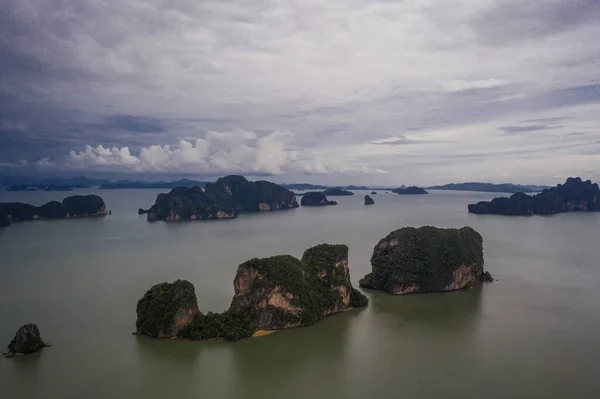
[
  {"x1": 0, "y1": 195, "x2": 107, "y2": 228},
  {"x1": 360, "y1": 226, "x2": 492, "y2": 294},
  {"x1": 145, "y1": 175, "x2": 298, "y2": 221},
  {"x1": 135, "y1": 244, "x2": 367, "y2": 341},
  {"x1": 300, "y1": 191, "x2": 338, "y2": 206},
  {"x1": 3, "y1": 324, "x2": 50, "y2": 358},
  {"x1": 468, "y1": 177, "x2": 599, "y2": 216}
]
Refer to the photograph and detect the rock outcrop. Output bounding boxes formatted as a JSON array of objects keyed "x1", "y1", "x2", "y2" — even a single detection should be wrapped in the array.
[
  {"x1": 146, "y1": 176, "x2": 298, "y2": 221},
  {"x1": 205, "y1": 175, "x2": 299, "y2": 212},
  {"x1": 62, "y1": 195, "x2": 107, "y2": 217},
  {"x1": 138, "y1": 208, "x2": 148, "y2": 215},
  {"x1": 230, "y1": 244, "x2": 367, "y2": 330},
  {"x1": 322, "y1": 188, "x2": 354, "y2": 196},
  {"x1": 359, "y1": 226, "x2": 491, "y2": 294},
  {"x1": 300, "y1": 192, "x2": 338, "y2": 206},
  {"x1": 364, "y1": 195, "x2": 375, "y2": 205},
  {"x1": 0, "y1": 195, "x2": 107, "y2": 227},
  {"x1": 146, "y1": 186, "x2": 236, "y2": 221},
  {"x1": 392, "y1": 186, "x2": 429, "y2": 195},
  {"x1": 135, "y1": 280, "x2": 200, "y2": 338},
  {"x1": 3, "y1": 324, "x2": 50, "y2": 358},
  {"x1": 468, "y1": 177, "x2": 600, "y2": 216},
  {"x1": 136, "y1": 244, "x2": 368, "y2": 341},
  {"x1": 371, "y1": 191, "x2": 377, "y2": 195}
]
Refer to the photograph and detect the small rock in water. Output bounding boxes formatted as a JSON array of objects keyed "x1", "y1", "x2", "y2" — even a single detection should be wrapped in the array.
[
  {"x1": 3, "y1": 324, "x2": 50, "y2": 358},
  {"x1": 481, "y1": 271, "x2": 494, "y2": 282}
]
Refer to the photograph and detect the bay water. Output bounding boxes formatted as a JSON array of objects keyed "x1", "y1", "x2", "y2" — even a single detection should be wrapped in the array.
[{"x1": 1, "y1": 188, "x2": 599, "y2": 398}]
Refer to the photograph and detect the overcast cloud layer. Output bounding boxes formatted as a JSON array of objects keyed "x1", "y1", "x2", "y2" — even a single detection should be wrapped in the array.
[{"x1": 1, "y1": 0, "x2": 599, "y2": 185}]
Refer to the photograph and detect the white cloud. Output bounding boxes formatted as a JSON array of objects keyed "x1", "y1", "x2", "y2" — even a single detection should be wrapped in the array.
[{"x1": 37, "y1": 128, "x2": 387, "y2": 176}]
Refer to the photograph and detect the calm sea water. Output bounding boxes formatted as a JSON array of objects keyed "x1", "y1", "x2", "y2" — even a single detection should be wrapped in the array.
[{"x1": 1, "y1": 188, "x2": 599, "y2": 398}]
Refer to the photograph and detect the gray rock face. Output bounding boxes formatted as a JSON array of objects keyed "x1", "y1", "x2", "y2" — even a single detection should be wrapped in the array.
[
  {"x1": 135, "y1": 280, "x2": 200, "y2": 338},
  {"x1": 364, "y1": 195, "x2": 375, "y2": 205},
  {"x1": 3, "y1": 324, "x2": 50, "y2": 358}
]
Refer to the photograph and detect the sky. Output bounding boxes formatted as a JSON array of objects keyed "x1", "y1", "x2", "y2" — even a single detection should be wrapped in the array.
[{"x1": 1, "y1": 0, "x2": 599, "y2": 185}]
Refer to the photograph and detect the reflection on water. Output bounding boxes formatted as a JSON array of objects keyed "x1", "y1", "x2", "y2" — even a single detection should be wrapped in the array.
[
  {"x1": 229, "y1": 308, "x2": 364, "y2": 399},
  {"x1": 370, "y1": 284, "x2": 483, "y2": 326}
]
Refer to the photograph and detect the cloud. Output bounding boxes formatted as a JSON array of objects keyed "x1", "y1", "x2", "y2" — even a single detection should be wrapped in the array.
[
  {"x1": 499, "y1": 124, "x2": 563, "y2": 135},
  {"x1": 36, "y1": 128, "x2": 385, "y2": 176},
  {"x1": 1, "y1": 0, "x2": 599, "y2": 184}
]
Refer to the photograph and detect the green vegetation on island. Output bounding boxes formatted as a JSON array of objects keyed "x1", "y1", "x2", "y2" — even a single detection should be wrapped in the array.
[
  {"x1": 145, "y1": 175, "x2": 298, "y2": 221},
  {"x1": 135, "y1": 244, "x2": 367, "y2": 341},
  {"x1": 300, "y1": 192, "x2": 338, "y2": 206},
  {"x1": 322, "y1": 188, "x2": 354, "y2": 196},
  {"x1": 468, "y1": 177, "x2": 600, "y2": 216},
  {"x1": 205, "y1": 175, "x2": 299, "y2": 212},
  {"x1": 0, "y1": 195, "x2": 107, "y2": 228},
  {"x1": 360, "y1": 226, "x2": 491, "y2": 294},
  {"x1": 147, "y1": 186, "x2": 236, "y2": 221},
  {"x1": 392, "y1": 186, "x2": 429, "y2": 195}
]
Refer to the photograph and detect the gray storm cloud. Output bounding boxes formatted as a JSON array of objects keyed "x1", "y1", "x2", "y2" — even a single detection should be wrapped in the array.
[{"x1": 1, "y1": 0, "x2": 599, "y2": 184}]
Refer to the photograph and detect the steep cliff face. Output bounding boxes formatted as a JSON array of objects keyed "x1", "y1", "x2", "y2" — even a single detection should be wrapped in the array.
[
  {"x1": 146, "y1": 186, "x2": 236, "y2": 221},
  {"x1": 468, "y1": 177, "x2": 600, "y2": 216},
  {"x1": 135, "y1": 280, "x2": 200, "y2": 338},
  {"x1": 360, "y1": 226, "x2": 490, "y2": 294},
  {"x1": 204, "y1": 175, "x2": 299, "y2": 212},
  {"x1": 3, "y1": 324, "x2": 50, "y2": 358},
  {"x1": 136, "y1": 244, "x2": 368, "y2": 341},
  {"x1": 300, "y1": 192, "x2": 338, "y2": 206},
  {"x1": 229, "y1": 244, "x2": 367, "y2": 330},
  {"x1": 0, "y1": 195, "x2": 107, "y2": 225}
]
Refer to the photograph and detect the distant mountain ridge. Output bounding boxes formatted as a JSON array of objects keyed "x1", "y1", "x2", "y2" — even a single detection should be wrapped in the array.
[
  {"x1": 100, "y1": 179, "x2": 207, "y2": 189},
  {"x1": 427, "y1": 182, "x2": 551, "y2": 193},
  {"x1": 1, "y1": 175, "x2": 109, "y2": 186}
]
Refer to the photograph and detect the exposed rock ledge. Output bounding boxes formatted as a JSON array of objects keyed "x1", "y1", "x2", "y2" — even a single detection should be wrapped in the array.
[
  {"x1": 359, "y1": 226, "x2": 492, "y2": 294},
  {"x1": 135, "y1": 244, "x2": 368, "y2": 341}
]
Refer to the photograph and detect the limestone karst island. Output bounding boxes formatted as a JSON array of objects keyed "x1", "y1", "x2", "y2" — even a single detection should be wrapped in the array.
[{"x1": 135, "y1": 244, "x2": 367, "y2": 341}]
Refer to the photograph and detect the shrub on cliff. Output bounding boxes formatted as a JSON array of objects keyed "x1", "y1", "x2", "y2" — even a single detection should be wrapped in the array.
[{"x1": 179, "y1": 310, "x2": 256, "y2": 341}]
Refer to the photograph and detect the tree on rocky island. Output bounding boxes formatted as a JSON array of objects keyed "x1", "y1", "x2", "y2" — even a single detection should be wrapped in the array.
[
  {"x1": 392, "y1": 186, "x2": 429, "y2": 195},
  {"x1": 300, "y1": 192, "x2": 337, "y2": 206},
  {"x1": 360, "y1": 226, "x2": 492, "y2": 295},
  {"x1": 468, "y1": 177, "x2": 600, "y2": 216},
  {"x1": 0, "y1": 195, "x2": 107, "y2": 228},
  {"x1": 145, "y1": 175, "x2": 299, "y2": 221},
  {"x1": 135, "y1": 244, "x2": 368, "y2": 341}
]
